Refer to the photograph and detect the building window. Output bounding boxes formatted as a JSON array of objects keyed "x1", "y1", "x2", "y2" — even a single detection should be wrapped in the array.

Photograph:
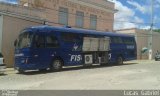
[
  {"x1": 58, "y1": 7, "x2": 68, "y2": 25},
  {"x1": 76, "y1": 11, "x2": 84, "y2": 28},
  {"x1": 90, "y1": 14, "x2": 97, "y2": 30}
]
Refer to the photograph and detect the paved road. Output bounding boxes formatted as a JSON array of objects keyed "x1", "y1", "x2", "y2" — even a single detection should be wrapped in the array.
[{"x1": 0, "y1": 60, "x2": 160, "y2": 90}]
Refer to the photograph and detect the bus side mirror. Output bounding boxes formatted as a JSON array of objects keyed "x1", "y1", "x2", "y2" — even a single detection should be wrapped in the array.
[{"x1": 14, "y1": 39, "x2": 17, "y2": 47}]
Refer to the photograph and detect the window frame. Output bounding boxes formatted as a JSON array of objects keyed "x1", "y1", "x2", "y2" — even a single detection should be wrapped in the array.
[
  {"x1": 61, "y1": 32, "x2": 80, "y2": 43},
  {"x1": 58, "y1": 7, "x2": 68, "y2": 25},
  {"x1": 76, "y1": 11, "x2": 84, "y2": 28},
  {"x1": 111, "y1": 36, "x2": 123, "y2": 44},
  {"x1": 123, "y1": 37, "x2": 135, "y2": 45},
  {"x1": 90, "y1": 14, "x2": 97, "y2": 30},
  {"x1": 33, "y1": 34, "x2": 45, "y2": 48},
  {"x1": 46, "y1": 35, "x2": 59, "y2": 48}
]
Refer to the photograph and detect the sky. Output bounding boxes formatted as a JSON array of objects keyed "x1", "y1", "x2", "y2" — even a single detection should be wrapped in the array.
[
  {"x1": 0, "y1": 0, "x2": 17, "y2": 4},
  {"x1": 108, "y1": 0, "x2": 160, "y2": 30},
  {"x1": 0, "y1": 0, "x2": 160, "y2": 30}
]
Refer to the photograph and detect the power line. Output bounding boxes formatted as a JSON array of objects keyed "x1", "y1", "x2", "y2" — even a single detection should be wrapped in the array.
[{"x1": 148, "y1": 0, "x2": 154, "y2": 60}]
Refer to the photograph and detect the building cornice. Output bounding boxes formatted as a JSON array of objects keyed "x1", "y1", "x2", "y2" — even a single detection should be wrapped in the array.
[
  {"x1": 0, "y1": 10, "x2": 45, "y2": 24},
  {"x1": 68, "y1": 0, "x2": 117, "y2": 13}
]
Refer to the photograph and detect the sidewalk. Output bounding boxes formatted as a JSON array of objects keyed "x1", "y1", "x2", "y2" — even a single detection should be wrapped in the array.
[
  {"x1": 125, "y1": 60, "x2": 155, "y2": 63},
  {"x1": 4, "y1": 68, "x2": 17, "y2": 75}
]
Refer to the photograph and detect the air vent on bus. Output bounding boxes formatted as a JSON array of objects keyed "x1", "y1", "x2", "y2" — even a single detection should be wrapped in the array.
[{"x1": 84, "y1": 55, "x2": 93, "y2": 64}]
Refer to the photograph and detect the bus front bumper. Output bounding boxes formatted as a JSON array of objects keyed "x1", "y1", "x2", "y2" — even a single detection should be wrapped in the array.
[
  {"x1": 125, "y1": 57, "x2": 137, "y2": 61},
  {"x1": 15, "y1": 63, "x2": 38, "y2": 71}
]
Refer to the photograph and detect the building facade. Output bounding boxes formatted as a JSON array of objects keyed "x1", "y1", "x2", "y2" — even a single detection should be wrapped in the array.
[
  {"x1": 116, "y1": 28, "x2": 160, "y2": 60},
  {"x1": 19, "y1": 0, "x2": 116, "y2": 31}
]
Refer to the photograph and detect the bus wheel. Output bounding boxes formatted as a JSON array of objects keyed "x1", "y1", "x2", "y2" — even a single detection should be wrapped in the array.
[
  {"x1": 18, "y1": 69, "x2": 25, "y2": 74},
  {"x1": 39, "y1": 69, "x2": 47, "y2": 72},
  {"x1": 51, "y1": 59, "x2": 62, "y2": 71},
  {"x1": 100, "y1": 63, "x2": 107, "y2": 66},
  {"x1": 116, "y1": 56, "x2": 123, "y2": 65}
]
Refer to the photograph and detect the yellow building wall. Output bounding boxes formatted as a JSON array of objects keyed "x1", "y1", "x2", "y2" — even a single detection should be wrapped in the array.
[
  {"x1": 19, "y1": 0, "x2": 115, "y2": 32},
  {"x1": 2, "y1": 15, "x2": 42, "y2": 67}
]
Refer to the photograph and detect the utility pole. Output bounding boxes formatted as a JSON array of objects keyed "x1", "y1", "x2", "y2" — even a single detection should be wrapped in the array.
[{"x1": 148, "y1": 0, "x2": 153, "y2": 60}]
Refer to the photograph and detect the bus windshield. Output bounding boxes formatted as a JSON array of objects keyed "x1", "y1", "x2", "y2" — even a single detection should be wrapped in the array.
[{"x1": 16, "y1": 32, "x2": 33, "y2": 48}]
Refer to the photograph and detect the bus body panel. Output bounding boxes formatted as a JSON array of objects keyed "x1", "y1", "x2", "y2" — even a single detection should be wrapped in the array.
[{"x1": 14, "y1": 26, "x2": 136, "y2": 71}]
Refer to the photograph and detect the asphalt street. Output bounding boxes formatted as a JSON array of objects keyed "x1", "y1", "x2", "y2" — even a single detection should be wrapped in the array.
[{"x1": 0, "y1": 60, "x2": 160, "y2": 90}]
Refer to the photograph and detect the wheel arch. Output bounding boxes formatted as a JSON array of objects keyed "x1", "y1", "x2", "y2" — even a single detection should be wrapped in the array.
[
  {"x1": 117, "y1": 54, "x2": 124, "y2": 61},
  {"x1": 52, "y1": 56, "x2": 64, "y2": 66}
]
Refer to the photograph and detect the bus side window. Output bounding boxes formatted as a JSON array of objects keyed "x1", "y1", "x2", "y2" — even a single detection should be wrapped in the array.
[
  {"x1": 46, "y1": 35, "x2": 59, "y2": 48},
  {"x1": 111, "y1": 37, "x2": 122, "y2": 44},
  {"x1": 34, "y1": 35, "x2": 45, "y2": 48},
  {"x1": 62, "y1": 33, "x2": 80, "y2": 42},
  {"x1": 123, "y1": 38, "x2": 134, "y2": 45}
]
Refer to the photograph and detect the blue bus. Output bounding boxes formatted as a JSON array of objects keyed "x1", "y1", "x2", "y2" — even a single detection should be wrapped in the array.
[{"x1": 14, "y1": 26, "x2": 136, "y2": 73}]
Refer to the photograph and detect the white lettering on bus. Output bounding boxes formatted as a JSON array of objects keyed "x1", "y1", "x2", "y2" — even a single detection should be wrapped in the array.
[
  {"x1": 127, "y1": 45, "x2": 135, "y2": 49},
  {"x1": 70, "y1": 55, "x2": 82, "y2": 62}
]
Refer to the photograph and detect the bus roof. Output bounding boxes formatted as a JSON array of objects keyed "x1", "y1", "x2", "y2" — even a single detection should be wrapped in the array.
[{"x1": 26, "y1": 25, "x2": 134, "y2": 37}]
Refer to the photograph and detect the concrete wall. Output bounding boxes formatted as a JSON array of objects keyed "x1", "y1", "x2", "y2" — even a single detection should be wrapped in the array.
[
  {"x1": 136, "y1": 29, "x2": 148, "y2": 59},
  {"x1": 152, "y1": 32, "x2": 160, "y2": 58},
  {"x1": 135, "y1": 29, "x2": 160, "y2": 59},
  {"x1": 2, "y1": 15, "x2": 42, "y2": 67}
]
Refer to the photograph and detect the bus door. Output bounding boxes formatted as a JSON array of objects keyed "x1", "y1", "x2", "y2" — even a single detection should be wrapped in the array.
[
  {"x1": 44, "y1": 33, "x2": 60, "y2": 66},
  {"x1": 32, "y1": 33, "x2": 47, "y2": 68}
]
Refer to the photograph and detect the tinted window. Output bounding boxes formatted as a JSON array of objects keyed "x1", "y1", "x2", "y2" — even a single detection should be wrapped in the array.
[
  {"x1": 46, "y1": 35, "x2": 59, "y2": 48},
  {"x1": 61, "y1": 33, "x2": 80, "y2": 42},
  {"x1": 123, "y1": 38, "x2": 135, "y2": 45},
  {"x1": 111, "y1": 37, "x2": 123, "y2": 44},
  {"x1": 0, "y1": 53, "x2": 3, "y2": 57},
  {"x1": 34, "y1": 35, "x2": 45, "y2": 48}
]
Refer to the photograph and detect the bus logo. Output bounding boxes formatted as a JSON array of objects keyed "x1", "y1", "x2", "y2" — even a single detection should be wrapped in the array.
[{"x1": 73, "y1": 43, "x2": 79, "y2": 51}]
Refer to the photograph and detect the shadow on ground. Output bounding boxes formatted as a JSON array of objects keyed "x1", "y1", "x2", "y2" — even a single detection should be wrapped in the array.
[
  {"x1": 17, "y1": 62, "x2": 138, "y2": 75},
  {"x1": 0, "y1": 73, "x2": 7, "y2": 76}
]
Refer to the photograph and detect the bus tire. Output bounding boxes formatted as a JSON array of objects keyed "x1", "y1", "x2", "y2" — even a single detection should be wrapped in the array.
[
  {"x1": 51, "y1": 59, "x2": 62, "y2": 71},
  {"x1": 155, "y1": 58, "x2": 159, "y2": 61},
  {"x1": 100, "y1": 63, "x2": 107, "y2": 66},
  {"x1": 39, "y1": 69, "x2": 47, "y2": 72},
  {"x1": 18, "y1": 69, "x2": 25, "y2": 74},
  {"x1": 116, "y1": 56, "x2": 123, "y2": 65}
]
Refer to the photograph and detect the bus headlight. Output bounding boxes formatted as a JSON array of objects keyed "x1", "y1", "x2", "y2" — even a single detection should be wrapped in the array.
[
  {"x1": 25, "y1": 58, "x2": 28, "y2": 64},
  {"x1": 21, "y1": 59, "x2": 25, "y2": 64},
  {"x1": 21, "y1": 58, "x2": 29, "y2": 64}
]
